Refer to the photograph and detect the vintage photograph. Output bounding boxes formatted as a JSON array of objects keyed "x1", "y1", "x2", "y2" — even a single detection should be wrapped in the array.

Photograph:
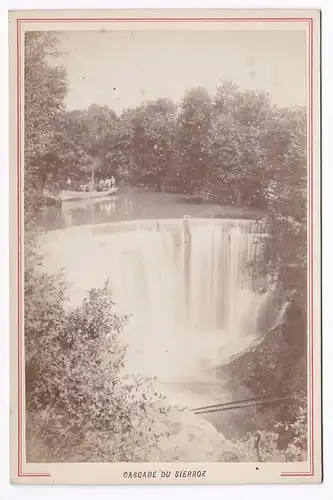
[{"x1": 10, "y1": 10, "x2": 321, "y2": 484}]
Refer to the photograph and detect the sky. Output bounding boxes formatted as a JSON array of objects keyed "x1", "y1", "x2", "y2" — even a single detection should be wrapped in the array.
[{"x1": 56, "y1": 29, "x2": 307, "y2": 115}]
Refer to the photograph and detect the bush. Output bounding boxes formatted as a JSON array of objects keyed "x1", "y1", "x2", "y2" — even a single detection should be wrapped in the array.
[
  {"x1": 224, "y1": 399, "x2": 307, "y2": 462},
  {"x1": 25, "y1": 266, "x2": 172, "y2": 462},
  {"x1": 226, "y1": 429, "x2": 305, "y2": 463},
  {"x1": 25, "y1": 228, "x2": 168, "y2": 461}
]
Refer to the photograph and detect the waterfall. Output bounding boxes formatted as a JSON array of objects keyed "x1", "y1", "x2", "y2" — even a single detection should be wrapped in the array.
[
  {"x1": 42, "y1": 217, "x2": 278, "y2": 407},
  {"x1": 91, "y1": 219, "x2": 270, "y2": 385}
]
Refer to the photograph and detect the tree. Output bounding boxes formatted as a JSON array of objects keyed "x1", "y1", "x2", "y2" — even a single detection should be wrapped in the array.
[
  {"x1": 24, "y1": 32, "x2": 68, "y2": 222},
  {"x1": 83, "y1": 104, "x2": 119, "y2": 178},
  {"x1": 206, "y1": 82, "x2": 272, "y2": 206},
  {"x1": 135, "y1": 99, "x2": 177, "y2": 190},
  {"x1": 259, "y1": 106, "x2": 307, "y2": 307},
  {"x1": 61, "y1": 105, "x2": 120, "y2": 186},
  {"x1": 42, "y1": 110, "x2": 92, "y2": 188},
  {"x1": 258, "y1": 105, "x2": 308, "y2": 404},
  {"x1": 205, "y1": 111, "x2": 242, "y2": 203},
  {"x1": 215, "y1": 100, "x2": 308, "y2": 450},
  {"x1": 118, "y1": 99, "x2": 177, "y2": 189},
  {"x1": 175, "y1": 87, "x2": 213, "y2": 193}
]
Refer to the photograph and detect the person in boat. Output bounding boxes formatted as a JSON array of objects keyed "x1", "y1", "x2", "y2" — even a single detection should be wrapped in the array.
[
  {"x1": 105, "y1": 177, "x2": 111, "y2": 189},
  {"x1": 111, "y1": 175, "x2": 115, "y2": 188},
  {"x1": 99, "y1": 178, "x2": 105, "y2": 191},
  {"x1": 66, "y1": 177, "x2": 72, "y2": 190},
  {"x1": 88, "y1": 180, "x2": 93, "y2": 192}
]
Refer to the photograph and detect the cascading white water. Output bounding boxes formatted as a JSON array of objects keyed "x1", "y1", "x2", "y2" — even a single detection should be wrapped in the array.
[{"x1": 42, "y1": 217, "x2": 277, "y2": 408}]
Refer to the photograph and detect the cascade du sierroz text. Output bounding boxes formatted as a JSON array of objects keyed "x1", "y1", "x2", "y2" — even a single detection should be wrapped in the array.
[{"x1": 123, "y1": 470, "x2": 207, "y2": 479}]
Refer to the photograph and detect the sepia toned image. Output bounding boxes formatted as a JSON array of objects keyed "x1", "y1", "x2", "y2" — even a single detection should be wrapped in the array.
[{"x1": 9, "y1": 10, "x2": 321, "y2": 485}]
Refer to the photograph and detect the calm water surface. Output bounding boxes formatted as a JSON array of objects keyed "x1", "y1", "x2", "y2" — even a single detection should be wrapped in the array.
[{"x1": 40, "y1": 186, "x2": 262, "y2": 231}]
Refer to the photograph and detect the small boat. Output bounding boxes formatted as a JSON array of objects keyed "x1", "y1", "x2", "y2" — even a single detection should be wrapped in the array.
[
  {"x1": 59, "y1": 187, "x2": 119, "y2": 203},
  {"x1": 42, "y1": 188, "x2": 61, "y2": 205}
]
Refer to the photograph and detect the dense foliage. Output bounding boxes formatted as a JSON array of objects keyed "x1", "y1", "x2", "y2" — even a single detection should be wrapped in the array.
[
  {"x1": 37, "y1": 73, "x2": 305, "y2": 214},
  {"x1": 24, "y1": 31, "x2": 308, "y2": 462},
  {"x1": 24, "y1": 31, "x2": 92, "y2": 220},
  {"x1": 25, "y1": 274, "x2": 169, "y2": 462},
  {"x1": 218, "y1": 103, "x2": 307, "y2": 454}
]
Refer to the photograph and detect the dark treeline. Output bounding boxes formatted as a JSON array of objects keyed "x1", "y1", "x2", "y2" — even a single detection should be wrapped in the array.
[
  {"x1": 41, "y1": 85, "x2": 306, "y2": 213},
  {"x1": 24, "y1": 31, "x2": 308, "y2": 462}
]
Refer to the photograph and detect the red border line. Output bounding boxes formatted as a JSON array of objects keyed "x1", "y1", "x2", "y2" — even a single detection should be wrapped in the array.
[
  {"x1": 310, "y1": 15, "x2": 315, "y2": 474},
  {"x1": 17, "y1": 17, "x2": 313, "y2": 22},
  {"x1": 280, "y1": 17, "x2": 315, "y2": 477},
  {"x1": 16, "y1": 17, "x2": 22, "y2": 478},
  {"x1": 16, "y1": 15, "x2": 316, "y2": 480},
  {"x1": 16, "y1": 18, "x2": 51, "y2": 478}
]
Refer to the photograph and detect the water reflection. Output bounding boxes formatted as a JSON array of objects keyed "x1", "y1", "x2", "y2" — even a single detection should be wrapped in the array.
[
  {"x1": 40, "y1": 187, "x2": 263, "y2": 232},
  {"x1": 44, "y1": 196, "x2": 120, "y2": 230},
  {"x1": 99, "y1": 199, "x2": 117, "y2": 215}
]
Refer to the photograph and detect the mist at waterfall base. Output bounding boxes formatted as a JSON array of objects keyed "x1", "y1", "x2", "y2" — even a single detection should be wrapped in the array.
[{"x1": 43, "y1": 218, "x2": 284, "y2": 423}]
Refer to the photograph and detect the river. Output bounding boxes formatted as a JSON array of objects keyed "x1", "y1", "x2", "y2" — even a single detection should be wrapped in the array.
[{"x1": 40, "y1": 187, "x2": 278, "y2": 441}]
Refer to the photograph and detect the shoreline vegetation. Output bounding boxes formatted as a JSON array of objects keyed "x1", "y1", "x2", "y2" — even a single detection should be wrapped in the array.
[{"x1": 25, "y1": 32, "x2": 307, "y2": 462}]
